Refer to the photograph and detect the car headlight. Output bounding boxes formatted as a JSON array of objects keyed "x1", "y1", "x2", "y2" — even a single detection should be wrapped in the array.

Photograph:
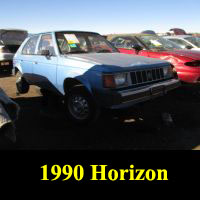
[
  {"x1": 163, "y1": 66, "x2": 173, "y2": 77},
  {"x1": 163, "y1": 67, "x2": 168, "y2": 76},
  {"x1": 103, "y1": 73, "x2": 128, "y2": 88},
  {"x1": 114, "y1": 73, "x2": 127, "y2": 86}
]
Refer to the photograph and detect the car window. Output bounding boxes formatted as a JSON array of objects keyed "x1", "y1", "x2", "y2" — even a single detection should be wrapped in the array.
[
  {"x1": 56, "y1": 34, "x2": 85, "y2": 54},
  {"x1": 112, "y1": 37, "x2": 125, "y2": 48},
  {"x1": 185, "y1": 37, "x2": 200, "y2": 48},
  {"x1": 112, "y1": 37, "x2": 138, "y2": 49},
  {"x1": 22, "y1": 36, "x2": 39, "y2": 55},
  {"x1": 37, "y1": 34, "x2": 55, "y2": 56},
  {"x1": 88, "y1": 35, "x2": 111, "y2": 52},
  {"x1": 168, "y1": 38, "x2": 191, "y2": 48},
  {"x1": 138, "y1": 35, "x2": 181, "y2": 51},
  {"x1": 56, "y1": 32, "x2": 118, "y2": 54}
]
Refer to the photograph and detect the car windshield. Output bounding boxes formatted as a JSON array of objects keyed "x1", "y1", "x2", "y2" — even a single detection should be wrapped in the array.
[
  {"x1": 185, "y1": 37, "x2": 200, "y2": 48},
  {"x1": 56, "y1": 32, "x2": 118, "y2": 54},
  {"x1": 137, "y1": 35, "x2": 181, "y2": 51}
]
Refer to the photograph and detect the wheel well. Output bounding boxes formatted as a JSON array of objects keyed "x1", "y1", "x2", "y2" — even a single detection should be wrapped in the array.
[
  {"x1": 14, "y1": 67, "x2": 19, "y2": 75},
  {"x1": 64, "y1": 78, "x2": 84, "y2": 94},
  {"x1": 170, "y1": 64, "x2": 178, "y2": 78}
]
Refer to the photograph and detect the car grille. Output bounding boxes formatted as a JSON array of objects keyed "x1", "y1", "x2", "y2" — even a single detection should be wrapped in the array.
[{"x1": 130, "y1": 68, "x2": 164, "y2": 85}]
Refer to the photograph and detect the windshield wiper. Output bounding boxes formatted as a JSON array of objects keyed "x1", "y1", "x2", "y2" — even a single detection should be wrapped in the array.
[
  {"x1": 63, "y1": 50, "x2": 88, "y2": 54},
  {"x1": 69, "y1": 50, "x2": 88, "y2": 54}
]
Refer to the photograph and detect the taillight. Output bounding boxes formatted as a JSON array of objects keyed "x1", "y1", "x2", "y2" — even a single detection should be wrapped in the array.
[
  {"x1": 0, "y1": 46, "x2": 10, "y2": 53},
  {"x1": 185, "y1": 61, "x2": 200, "y2": 67}
]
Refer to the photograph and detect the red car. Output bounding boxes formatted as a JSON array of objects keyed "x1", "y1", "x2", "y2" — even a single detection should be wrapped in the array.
[{"x1": 110, "y1": 34, "x2": 200, "y2": 83}]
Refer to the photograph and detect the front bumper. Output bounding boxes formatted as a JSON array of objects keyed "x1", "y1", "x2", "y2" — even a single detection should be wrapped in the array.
[
  {"x1": 178, "y1": 71, "x2": 200, "y2": 84},
  {"x1": 109, "y1": 79, "x2": 180, "y2": 109}
]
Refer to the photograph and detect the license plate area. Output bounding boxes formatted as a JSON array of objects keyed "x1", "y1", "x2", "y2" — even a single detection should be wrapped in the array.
[{"x1": 0, "y1": 62, "x2": 10, "y2": 66}]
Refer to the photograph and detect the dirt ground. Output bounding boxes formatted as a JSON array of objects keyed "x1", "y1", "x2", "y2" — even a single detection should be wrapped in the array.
[{"x1": 0, "y1": 71, "x2": 200, "y2": 150}]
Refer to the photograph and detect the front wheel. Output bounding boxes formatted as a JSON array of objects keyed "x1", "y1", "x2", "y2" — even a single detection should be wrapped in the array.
[{"x1": 64, "y1": 87, "x2": 100, "y2": 124}]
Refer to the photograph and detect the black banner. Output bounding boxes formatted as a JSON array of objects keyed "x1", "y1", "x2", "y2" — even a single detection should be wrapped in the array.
[{"x1": 0, "y1": 150, "x2": 199, "y2": 186}]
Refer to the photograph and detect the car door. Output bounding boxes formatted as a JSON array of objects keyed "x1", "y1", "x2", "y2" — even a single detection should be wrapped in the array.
[
  {"x1": 19, "y1": 35, "x2": 39, "y2": 82},
  {"x1": 112, "y1": 37, "x2": 148, "y2": 57},
  {"x1": 33, "y1": 33, "x2": 58, "y2": 90}
]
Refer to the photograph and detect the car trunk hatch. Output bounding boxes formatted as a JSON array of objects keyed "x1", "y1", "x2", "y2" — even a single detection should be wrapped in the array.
[{"x1": 0, "y1": 30, "x2": 28, "y2": 46}]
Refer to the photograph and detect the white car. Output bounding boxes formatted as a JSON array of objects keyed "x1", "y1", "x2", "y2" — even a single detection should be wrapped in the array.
[
  {"x1": 164, "y1": 35, "x2": 200, "y2": 51},
  {"x1": 0, "y1": 29, "x2": 28, "y2": 73}
]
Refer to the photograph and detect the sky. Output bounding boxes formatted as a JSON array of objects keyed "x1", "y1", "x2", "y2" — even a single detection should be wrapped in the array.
[{"x1": 0, "y1": 0, "x2": 200, "y2": 35}]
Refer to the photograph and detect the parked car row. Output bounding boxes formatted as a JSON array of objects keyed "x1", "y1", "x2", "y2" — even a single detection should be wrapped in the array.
[{"x1": 12, "y1": 31, "x2": 180, "y2": 124}]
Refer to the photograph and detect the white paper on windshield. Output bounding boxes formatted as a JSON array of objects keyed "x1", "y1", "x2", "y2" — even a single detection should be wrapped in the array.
[
  {"x1": 64, "y1": 34, "x2": 80, "y2": 44},
  {"x1": 150, "y1": 40, "x2": 162, "y2": 46}
]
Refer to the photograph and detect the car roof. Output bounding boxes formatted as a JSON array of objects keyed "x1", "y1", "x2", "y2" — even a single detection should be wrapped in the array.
[
  {"x1": 111, "y1": 34, "x2": 158, "y2": 40},
  {"x1": 164, "y1": 35, "x2": 191, "y2": 39},
  {"x1": 30, "y1": 30, "x2": 100, "y2": 36},
  {"x1": 141, "y1": 30, "x2": 156, "y2": 35},
  {"x1": 115, "y1": 33, "x2": 156, "y2": 37}
]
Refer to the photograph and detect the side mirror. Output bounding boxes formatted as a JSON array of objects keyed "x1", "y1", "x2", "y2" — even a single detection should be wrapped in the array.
[
  {"x1": 131, "y1": 44, "x2": 143, "y2": 51},
  {"x1": 186, "y1": 45, "x2": 193, "y2": 50},
  {"x1": 41, "y1": 49, "x2": 51, "y2": 56}
]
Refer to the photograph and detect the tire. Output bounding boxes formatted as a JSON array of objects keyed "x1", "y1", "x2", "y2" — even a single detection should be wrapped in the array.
[
  {"x1": 16, "y1": 71, "x2": 29, "y2": 94},
  {"x1": 64, "y1": 86, "x2": 100, "y2": 124}
]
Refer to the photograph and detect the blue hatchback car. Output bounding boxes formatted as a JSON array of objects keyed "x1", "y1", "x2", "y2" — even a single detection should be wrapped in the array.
[{"x1": 13, "y1": 31, "x2": 180, "y2": 124}]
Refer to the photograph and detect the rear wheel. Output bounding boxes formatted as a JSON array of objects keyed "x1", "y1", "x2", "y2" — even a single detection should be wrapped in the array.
[
  {"x1": 64, "y1": 86, "x2": 100, "y2": 124},
  {"x1": 16, "y1": 71, "x2": 29, "y2": 94}
]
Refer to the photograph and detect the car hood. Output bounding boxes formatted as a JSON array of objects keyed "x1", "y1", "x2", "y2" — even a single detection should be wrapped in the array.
[
  {"x1": 162, "y1": 49, "x2": 200, "y2": 60},
  {"x1": 66, "y1": 53, "x2": 169, "y2": 72}
]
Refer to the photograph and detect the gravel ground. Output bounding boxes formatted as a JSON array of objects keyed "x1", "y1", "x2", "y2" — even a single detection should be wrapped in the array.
[{"x1": 0, "y1": 72, "x2": 200, "y2": 150}]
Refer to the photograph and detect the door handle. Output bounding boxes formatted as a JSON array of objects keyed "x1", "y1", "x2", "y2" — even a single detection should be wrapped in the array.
[{"x1": 33, "y1": 61, "x2": 38, "y2": 65}]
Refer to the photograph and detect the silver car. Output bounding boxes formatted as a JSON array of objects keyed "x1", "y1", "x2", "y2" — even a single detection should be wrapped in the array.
[
  {"x1": 0, "y1": 29, "x2": 28, "y2": 73},
  {"x1": 164, "y1": 35, "x2": 200, "y2": 51}
]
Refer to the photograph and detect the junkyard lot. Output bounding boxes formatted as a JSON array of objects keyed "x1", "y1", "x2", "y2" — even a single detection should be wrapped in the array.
[{"x1": 1, "y1": 72, "x2": 200, "y2": 150}]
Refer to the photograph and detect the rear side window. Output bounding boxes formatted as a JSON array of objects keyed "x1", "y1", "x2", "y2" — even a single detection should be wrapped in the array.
[
  {"x1": 37, "y1": 34, "x2": 55, "y2": 56},
  {"x1": 22, "y1": 36, "x2": 39, "y2": 55},
  {"x1": 169, "y1": 39, "x2": 189, "y2": 48}
]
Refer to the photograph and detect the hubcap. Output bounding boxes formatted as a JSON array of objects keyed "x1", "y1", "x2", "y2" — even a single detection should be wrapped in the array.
[
  {"x1": 68, "y1": 95, "x2": 90, "y2": 120},
  {"x1": 16, "y1": 73, "x2": 22, "y2": 83}
]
